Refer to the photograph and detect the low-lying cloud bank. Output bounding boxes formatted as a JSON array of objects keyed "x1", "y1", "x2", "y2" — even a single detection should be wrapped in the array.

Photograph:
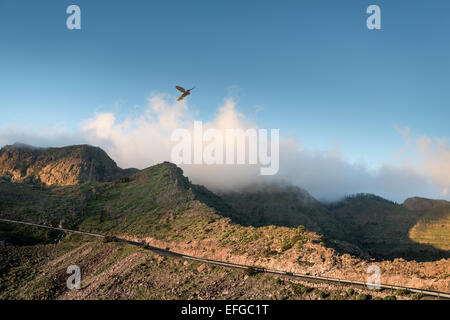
[{"x1": 1, "y1": 94, "x2": 449, "y2": 203}]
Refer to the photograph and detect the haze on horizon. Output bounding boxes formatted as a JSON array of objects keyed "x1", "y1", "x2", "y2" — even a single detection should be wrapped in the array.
[{"x1": 0, "y1": 0, "x2": 449, "y2": 202}]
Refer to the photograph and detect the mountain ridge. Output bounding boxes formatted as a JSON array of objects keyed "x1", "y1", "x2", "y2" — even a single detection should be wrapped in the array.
[
  {"x1": 0, "y1": 143, "x2": 137, "y2": 186},
  {"x1": 0, "y1": 143, "x2": 448, "y2": 260}
]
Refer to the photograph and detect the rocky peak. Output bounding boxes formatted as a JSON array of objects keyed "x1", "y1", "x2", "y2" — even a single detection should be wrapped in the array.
[{"x1": 0, "y1": 143, "x2": 136, "y2": 186}]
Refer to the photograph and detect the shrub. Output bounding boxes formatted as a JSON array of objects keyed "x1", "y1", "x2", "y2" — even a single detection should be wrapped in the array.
[
  {"x1": 384, "y1": 295, "x2": 397, "y2": 300},
  {"x1": 262, "y1": 247, "x2": 278, "y2": 257},
  {"x1": 292, "y1": 284, "x2": 313, "y2": 295},
  {"x1": 347, "y1": 288, "x2": 355, "y2": 296},
  {"x1": 280, "y1": 237, "x2": 293, "y2": 252},
  {"x1": 395, "y1": 288, "x2": 409, "y2": 296},
  {"x1": 297, "y1": 260, "x2": 315, "y2": 267},
  {"x1": 316, "y1": 290, "x2": 329, "y2": 299},
  {"x1": 411, "y1": 293, "x2": 423, "y2": 300},
  {"x1": 355, "y1": 294, "x2": 371, "y2": 300},
  {"x1": 296, "y1": 225, "x2": 306, "y2": 234},
  {"x1": 103, "y1": 235, "x2": 117, "y2": 243},
  {"x1": 114, "y1": 176, "x2": 131, "y2": 184},
  {"x1": 245, "y1": 267, "x2": 259, "y2": 276}
]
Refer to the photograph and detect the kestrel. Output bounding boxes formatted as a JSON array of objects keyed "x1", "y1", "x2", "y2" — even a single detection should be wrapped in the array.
[{"x1": 175, "y1": 86, "x2": 195, "y2": 101}]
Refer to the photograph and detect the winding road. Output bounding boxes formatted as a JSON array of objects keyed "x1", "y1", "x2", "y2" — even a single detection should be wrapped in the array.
[{"x1": 1, "y1": 217, "x2": 449, "y2": 299}]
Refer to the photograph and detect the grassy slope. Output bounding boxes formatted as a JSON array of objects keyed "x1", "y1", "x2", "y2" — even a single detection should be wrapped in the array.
[
  {"x1": 78, "y1": 162, "x2": 221, "y2": 238},
  {"x1": 408, "y1": 207, "x2": 450, "y2": 251},
  {"x1": 219, "y1": 184, "x2": 344, "y2": 237},
  {"x1": 0, "y1": 180, "x2": 94, "y2": 227},
  {"x1": 76, "y1": 163, "x2": 316, "y2": 259}
]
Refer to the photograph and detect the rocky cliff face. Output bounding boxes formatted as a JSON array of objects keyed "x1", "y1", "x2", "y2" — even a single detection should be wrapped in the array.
[{"x1": 0, "y1": 143, "x2": 137, "y2": 186}]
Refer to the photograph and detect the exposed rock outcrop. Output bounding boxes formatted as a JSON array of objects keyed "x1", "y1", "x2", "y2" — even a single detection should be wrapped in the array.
[{"x1": 0, "y1": 143, "x2": 137, "y2": 186}]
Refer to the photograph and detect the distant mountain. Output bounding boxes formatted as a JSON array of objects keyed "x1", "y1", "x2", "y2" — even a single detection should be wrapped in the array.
[
  {"x1": 0, "y1": 143, "x2": 137, "y2": 186},
  {"x1": 327, "y1": 194, "x2": 450, "y2": 260},
  {"x1": 402, "y1": 197, "x2": 450, "y2": 253},
  {"x1": 403, "y1": 197, "x2": 449, "y2": 211},
  {"x1": 218, "y1": 184, "x2": 370, "y2": 257},
  {"x1": 219, "y1": 187, "x2": 450, "y2": 260},
  {"x1": 219, "y1": 183, "x2": 344, "y2": 235}
]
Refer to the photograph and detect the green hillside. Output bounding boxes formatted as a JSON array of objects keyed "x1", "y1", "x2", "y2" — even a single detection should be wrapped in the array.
[
  {"x1": 219, "y1": 184, "x2": 347, "y2": 240},
  {"x1": 327, "y1": 194, "x2": 450, "y2": 260},
  {"x1": 78, "y1": 162, "x2": 225, "y2": 239},
  {"x1": 405, "y1": 198, "x2": 450, "y2": 251}
]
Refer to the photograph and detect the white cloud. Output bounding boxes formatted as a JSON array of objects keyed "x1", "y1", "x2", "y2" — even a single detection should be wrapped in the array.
[
  {"x1": 1, "y1": 94, "x2": 449, "y2": 203},
  {"x1": 81, "y1": 95, "x2": 187, "y2": 169},
  {"x1": 79, "y1": 95, "x2": 450, "y2": 202},
  {"x1": 0, "y1": 125, "x2": 86, "y2": 149},
  {"x1": 410, "y1": 135, "x2": 450, "y2": 195}
]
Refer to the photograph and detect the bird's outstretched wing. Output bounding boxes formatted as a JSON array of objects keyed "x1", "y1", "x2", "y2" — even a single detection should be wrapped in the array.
[
  {"x1": 175, "y1": 86, "x2": 186, "y2": 93},
  {"x1": 177, "y1": 92, "x2": 188, "y2": 101}
]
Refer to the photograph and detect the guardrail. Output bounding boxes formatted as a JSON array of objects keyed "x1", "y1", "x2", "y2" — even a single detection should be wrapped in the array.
[
  {"x1": 178, "y1": 255, "x2": 450, "y2": 299},
  {"x1": 1, "y1": 217, "x2": 449, "y2": 299}
]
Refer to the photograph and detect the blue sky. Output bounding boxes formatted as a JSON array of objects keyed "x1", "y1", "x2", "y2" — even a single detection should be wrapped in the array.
[{"x1": 0, "y1": 0, "x2": 449, "y2": 171}]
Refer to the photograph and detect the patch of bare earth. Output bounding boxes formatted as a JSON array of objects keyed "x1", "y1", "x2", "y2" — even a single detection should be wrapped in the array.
[{"x1": 120, "y1": 234, "x2": 449, "y2": 293}]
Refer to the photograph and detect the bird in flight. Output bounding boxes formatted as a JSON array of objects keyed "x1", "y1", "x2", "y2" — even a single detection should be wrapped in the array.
[{"x1": 175, "y1": 86, "x2": 195, "y2": 101}]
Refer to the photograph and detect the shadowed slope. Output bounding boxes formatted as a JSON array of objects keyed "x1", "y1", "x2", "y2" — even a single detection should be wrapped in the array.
[{"x1": 326, "y1": 194, "x2": 450, "y2": 261}]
